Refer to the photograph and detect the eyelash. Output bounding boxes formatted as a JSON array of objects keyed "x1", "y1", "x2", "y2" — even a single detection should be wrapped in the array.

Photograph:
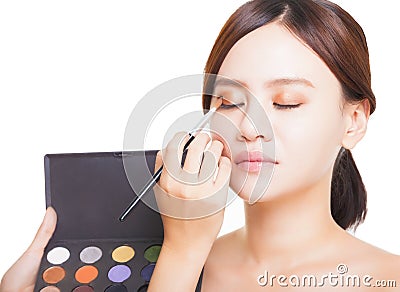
[
  {"x1": 218, "y1": 96, "x2": 245, "y2": 110},
  {"x1": 273, "y1": 103, "x2": 301, "y2": 110},
  {"x1": 219, "y1": 103, "x2": 244, "y2": 109},
  {"x1": 218, "y1": 100, "x2": 301, "y2": 110}
]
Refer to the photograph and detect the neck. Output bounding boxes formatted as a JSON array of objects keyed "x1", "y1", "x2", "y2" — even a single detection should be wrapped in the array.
[{"x1": 241, "y1": 171, "x2": 345, "y2": 266}]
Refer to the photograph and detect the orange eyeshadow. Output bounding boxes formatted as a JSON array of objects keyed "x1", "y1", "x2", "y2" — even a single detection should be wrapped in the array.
[
  {"x1": 75, "y1": 265, "x2": 99, "y2": 284},
  {"x1": 42, "y1": 266, "x2": 66, "y2": 284}
]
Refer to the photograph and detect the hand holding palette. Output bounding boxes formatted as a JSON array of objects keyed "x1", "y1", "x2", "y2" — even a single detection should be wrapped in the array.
[{"x1": 34, "y1": 151, "x2": 164, "y2": 292}]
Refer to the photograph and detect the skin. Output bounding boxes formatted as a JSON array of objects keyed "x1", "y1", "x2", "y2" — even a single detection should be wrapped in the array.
[
  {"x1": 201, "y1": 23, "x2": 400, "y2": 290},
  {"x1": 1, "y1": 22, "x2": 399, "y2": 292},
  {"x1": 0, "y1": 207, "x2": 56, "y2": 292}
]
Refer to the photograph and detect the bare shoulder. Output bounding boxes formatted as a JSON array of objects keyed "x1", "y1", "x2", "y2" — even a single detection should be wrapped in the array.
[
  {"x1": 206, "y1": 227, "x2": 243, "y2": 267},
  {"x1": 342, "y1": 232, "x2": 400, "y2": 279}
]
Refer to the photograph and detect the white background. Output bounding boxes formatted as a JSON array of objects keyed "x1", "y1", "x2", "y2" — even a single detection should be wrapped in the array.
[{"x1": 0, "y1": 0, "x2": 399, "y2": 278}]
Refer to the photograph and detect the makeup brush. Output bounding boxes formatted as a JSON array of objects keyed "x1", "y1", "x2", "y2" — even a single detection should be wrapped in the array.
[{"x1": 119, "y1": 107, "x2": 218, "y2": 222}]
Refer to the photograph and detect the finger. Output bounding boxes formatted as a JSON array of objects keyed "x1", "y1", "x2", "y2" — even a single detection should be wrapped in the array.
[
  {"x1": 154, "y1": 150, "x2": 163, "y2": 173},
  {"x1": 163, "y1": 132, "x2": 189, "y2": 174},
  {"x1": 0, "y1": 208, "x2": 57, "y2": 290},
  {"x1": 199, "y1": 140, "x2": 223, "y2": 182},
  {"x1": 27, "y1": 206, "x2": 57, "y2": 253},
  {"x1": 214, "y1": 156, "x2": 232, "y2": 186},
  {"x1": 181, "y1": 132, "x2": 211, "y2": 174}
]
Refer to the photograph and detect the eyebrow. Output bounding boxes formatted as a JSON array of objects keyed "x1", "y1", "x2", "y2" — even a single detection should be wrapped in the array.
[
  {"x1": 264, "y1": 77, "x2": 315, "y2": 89},
  {"x1": 214, "y1": 77, "x2": 315, "y2": 89}
]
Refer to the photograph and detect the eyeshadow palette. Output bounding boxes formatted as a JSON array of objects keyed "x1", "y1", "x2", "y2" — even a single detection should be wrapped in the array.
[{"x1": 34, "y1": 151, "x2": 164, "y2": 292}]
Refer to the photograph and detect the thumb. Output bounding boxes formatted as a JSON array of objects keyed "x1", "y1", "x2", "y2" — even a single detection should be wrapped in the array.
[
  {"x1": 154, "y1": 150, "x2": 163, "y2": 172},
  {"x1": 27, "y1": 207, "x2": 57, "y2": 253},
  {"x1": 0, "y1": 208, "x2": 57, "y2": 291}
]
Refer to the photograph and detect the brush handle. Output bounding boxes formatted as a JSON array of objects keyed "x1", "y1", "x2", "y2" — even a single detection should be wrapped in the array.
[
  {"x1": 180, "y1": 134, "x2": 195, "y2": 168},
  {"x1": 119, "y1": 134, "x2": 196, "y2": 222},
  {"x1": 119, "y1": 165, "x2": 163, "y2": 222},
  {"x1": 119, "y1": 108, "x2": 216, "y2": 221}
]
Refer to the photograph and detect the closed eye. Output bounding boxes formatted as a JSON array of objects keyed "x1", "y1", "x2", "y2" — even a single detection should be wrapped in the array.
[
  {"x1": 273, "y1": 103, "x2": 301, "y2": 110},
  {"x1": 220, "y1": 103, "x2": 244, "y2": 109},
  {"x1": 219, "y1": 97, "x2": 245, "y2": 109}
]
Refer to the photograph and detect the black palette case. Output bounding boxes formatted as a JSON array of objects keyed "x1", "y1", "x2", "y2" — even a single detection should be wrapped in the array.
[{"x1": 34, "y1": 151, "x2": 165, "y2": 292}]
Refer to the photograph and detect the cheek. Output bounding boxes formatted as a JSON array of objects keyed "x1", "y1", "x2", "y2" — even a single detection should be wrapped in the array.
[
  {"x1": 210, "y1": 112, "x2": 243, "y2": 159},
  {"x1": 274, "y1": 103, "x2": 344, "y2": 167}
]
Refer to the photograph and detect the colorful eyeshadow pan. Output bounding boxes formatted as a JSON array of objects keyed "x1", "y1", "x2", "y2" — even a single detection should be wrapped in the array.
[
  {"x1": 108, "y1": 264, "x2": 131, "y2": 282},
  {"x1": 104, "y1": 284, "x2": 128, "y2": 292},
  {"x1": 42, "y1": 266, "x2": 66, "y2": 284},
  {"x1": 80, "y1": 246, "x2": 102, "y2": 264},
  {"x1": 72, "y1": 285, "x2": 94, "y2": 292},
  {"x1": 75, "y1": 265, "x2": 99, "y2": 283},
  {"x1": 144, "y1": 245, "x2": 161, "y2": 262},
  {"x1": 111, "y1": 245, "x2": 135, "y2": 263},
  {"x1": 33, "y1": 151, "x2": 176, "y2": 292},
  {"x1": 140, "y1": 263, "x2": 155, "y2": 282},
  {"x1": 137, "y1": 284, "x2": 148, "y2": 292},
  {"x1": 39, "y1": 286, "x2": 60, "y2": 292},
  {"x1": 36, "y1": 241, "x2": 164, "y2": 291},
  {"x1": 46, "y1": 247, "x2": 70, "y2": 265}
]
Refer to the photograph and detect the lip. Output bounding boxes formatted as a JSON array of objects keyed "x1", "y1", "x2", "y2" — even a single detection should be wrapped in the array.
[
  {"x1": 234, "y1": 151, "x2": 277, "y2": 172},
  {"x1": 234, "y1": 151, "x2": 277, "y2": 164}
]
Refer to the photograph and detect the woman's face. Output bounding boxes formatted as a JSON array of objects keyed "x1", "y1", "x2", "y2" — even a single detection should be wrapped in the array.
[{"x1": 210, "y1": 22, "x2": 347, "y2": 203}]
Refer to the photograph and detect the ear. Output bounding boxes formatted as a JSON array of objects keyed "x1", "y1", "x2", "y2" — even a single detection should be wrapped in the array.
[{"x1": 342, "y1": 99, "x2": 370, "y2": 150}]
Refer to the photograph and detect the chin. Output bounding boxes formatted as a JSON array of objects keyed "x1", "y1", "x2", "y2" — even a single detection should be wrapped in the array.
[
  {"x1": 230, "y1": 177, "x2": 272, "y2": 204},
  {"x1": 229, "y1": 163, "x2": 274, "y2": 202}
]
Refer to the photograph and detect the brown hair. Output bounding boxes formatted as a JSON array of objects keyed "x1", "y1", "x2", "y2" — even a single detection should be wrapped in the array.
[{"x1": 202, "y1": 0, "x2": 376, "y2": 230}]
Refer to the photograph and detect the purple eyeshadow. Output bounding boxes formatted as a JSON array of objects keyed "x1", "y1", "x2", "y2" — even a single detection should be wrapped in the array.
[
  {"x1": 140, "y1": 263, "x2": 155, "y2": 282},
  {"x1": 107, "y1": 265, "x2": 131, "y2": 283}
]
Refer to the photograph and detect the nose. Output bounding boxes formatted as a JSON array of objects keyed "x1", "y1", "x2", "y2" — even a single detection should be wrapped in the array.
[{"x1": 236, "y1": 102, "x2": 273, "y2": 142}]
